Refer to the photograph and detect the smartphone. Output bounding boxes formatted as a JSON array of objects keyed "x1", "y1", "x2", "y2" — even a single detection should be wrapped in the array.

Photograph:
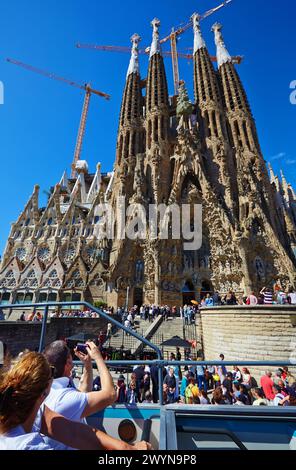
[{"x1": 76, "y1": 343, "x2": 88, "y2": 354}]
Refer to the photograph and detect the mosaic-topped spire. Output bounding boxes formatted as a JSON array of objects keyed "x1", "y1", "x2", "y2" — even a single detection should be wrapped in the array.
[
  {"x1": 126, "y1": 33, "x2": 141, "y2": 78},
  {"x1": 150, "y1": 18, "x2": 162, "y2": 58},
  {"x1": 212, "y1": 22, "x2": 232, "y2": 68},
  {"x1": 192, "y1": 13, "x2": 206, "y2": 53}
]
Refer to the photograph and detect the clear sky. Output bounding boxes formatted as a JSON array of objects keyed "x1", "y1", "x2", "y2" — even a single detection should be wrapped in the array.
[{"x1": 0, "y1": 0, "x2": 295, "y2": 256}]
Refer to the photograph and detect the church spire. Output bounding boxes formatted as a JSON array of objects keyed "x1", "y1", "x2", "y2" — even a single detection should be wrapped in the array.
[
  {"x1": 192, "y1": 13, "x2": 206, "y2": 53},
  {"x1": 268, "y1": 163, "x2": 276, "y2": 184},
  {"x1": 126, "y1": 33, "x2": 141, "y2": 78},
  {"x1": 212, "y1": 22, "x2": 232, "y2": 68},
  {"x1": 150, "y1": 18, "x2": 162, "y2": 58}
]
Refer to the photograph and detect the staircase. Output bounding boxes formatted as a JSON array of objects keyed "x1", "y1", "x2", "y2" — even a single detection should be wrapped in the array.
[
  {"x1": 149, "y1": 315, "x2": 202, "y2": 360},
  {"x1": 104, "y1": 316, "x2": 154, "y2": 351},
  {"x1": 105, "y1": 314, "x2": 202, "y2": 360}
]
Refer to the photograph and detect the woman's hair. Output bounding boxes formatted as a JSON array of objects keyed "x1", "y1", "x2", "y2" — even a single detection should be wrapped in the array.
[
  {"x1": 212, "y1": 387, "x2": 224, "y2": 404},
  {"x1": 0, "y1": 352, "x2": 52, "y2": 433},
  {"x1": 252, "y1": 387, "x2": 265, "y2": 398},
  {"x1": 43, "y1": 340, "x2": 71, "y2": 379}
]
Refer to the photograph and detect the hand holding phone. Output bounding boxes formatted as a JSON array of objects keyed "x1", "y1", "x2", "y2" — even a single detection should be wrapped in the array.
[{"x1": 76, "y1": 343, "x2": 88, "y2": 355}]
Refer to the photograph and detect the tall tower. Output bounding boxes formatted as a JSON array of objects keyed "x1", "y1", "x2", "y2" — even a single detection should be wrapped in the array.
[
  {"x1": 212, "y1": 22, "x2": 296, "y2": 288},
  {"x1": 114, "y1": 33, "x2": 145, "y2": 199},
  {"x1": 145, "y1": 18, "x2": 170, "y2": 205},
  {"x1": 192, "y1": 14, "x2": 236, "y2": 214}
]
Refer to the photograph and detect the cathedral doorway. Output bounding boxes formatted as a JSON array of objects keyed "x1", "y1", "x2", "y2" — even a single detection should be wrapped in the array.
[
  {"x1": 133, "y1": 287, "x2": 143, "y2": 309},
  {"x1": 200, "y1": 280, "x2": 213, "y2": 299},
  {"x1": 182, "y1": 280, "x2": 196, "y2": 306}
]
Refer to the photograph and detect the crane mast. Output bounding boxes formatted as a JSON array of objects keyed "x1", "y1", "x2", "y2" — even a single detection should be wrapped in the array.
[
  {"x1": 72, "y1": 87, "x2": 91, "y2": 178},
  {"x1": 7, "y1": 58, "x2": 110, "y2": 177}
]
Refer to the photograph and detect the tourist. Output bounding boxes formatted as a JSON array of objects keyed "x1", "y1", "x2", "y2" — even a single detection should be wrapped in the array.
[
  {"x1": 141, "y1": 372, "x2": 151, "y2": 402},
  {"x1": 133, "y1": 365, "x2": 145, "y2": 402},
  {"x1": 260, "y1": 370, "x2": 275, "y2": 401},
  {"x1": 223, "y1": 291, "x2": 237, "y2": 305},
  {"x1": 238, "y1": 384, "x2": 251, "y2": 405},
  {"x1": 212, "y1": 291, "x2": 221, "y2": 306},
  {"x1": 232, "y1": 382, "x2": 241, "y2": 402},
  {"x1": 0, "y1": 352, "x2": 150, "y2": 450},
  {"x1": 115, "y1": 375, "x2": 126, "y2": 404},
  {"x1": 232, "y1": 366, "x2": 242, "y2": 383},
  {"x1": 198, "y1": 389, "x2": 210, "y2": 405},
  {"x1": 211, "y1": 386, "x2": 229, "y2": 405},
  {"x1": 273, "y1": 369, "x2": 283, "y2": 386},
  {"x1": 272, "y1": 384, "x2": 286, "y2": 406},
  {"x1": 19, "y1": 312, "x2": 26, "y2": 321},
  {"x1": 260, "y1": 287, "x2": 273, "y2": 305},
  {"x1": 150, "y1": 364, "x2": 163, "y2": 404},
  {"x1": 205, "y1": 366, "x2": 215, "y2": 390},
  {"x1": 163, "y1": 367, "x2": 176, "y2": 393},
  {"x1": 282, "y1": 367, "x2": 296, "y2": 387},
  {"x1": 241, "y1": 367, "x2": 252, "y2": 390},
  {"x1": 176, "y1": 347, "x2": 181, "y2": 362},
  {"x1": 200, "y1": 298, "x2": 206, "y2": 308},
  {"x1": 287, "y1": 288, "x2": 296, "y2": 305},
  {"x1": 276, "y1": 289, "x2": 287, "y2": 305},
  {"x1": 162, "y1": 383, "x2": 169, "y2": 404},
  {"x1": 126, "y1": 381, "x2": 137, "y2": 405},
  {"x1": 251, "y1": 388, "x2": 269, "y2": 406},
  {"x1": 142, "y1": 391, "x2": 152, "y2": 404},
  {"x1": 106, "y1": 323, "x2": 112, "y2": 339},
  {"x1": 167, "y1": 386, "x2": 178, "y2": 404},
  {"x1": 196, "y1": 364, "x2": 207, "y2": 392},
  {"x1": 216, "y1": 354, "x2": 227, "y2": 384},
  {"x1": 42, "y1": 340, "x2": 116, "y2": 449},
  {"x1": 246, "y1": 292, "x2": 258, "y2": 306},
  {"x1": 205, "y1": 294, "x2": 214, "y2": 307},
  {"x1": 180, "y1": 371, "x2": 189, "y2": 403},
  {"x1": 185, "y1": 375, "x2": 200, "y2": 405},
  {"x1": 222, "y1": 373, "x2": 233, "y2": 398}
]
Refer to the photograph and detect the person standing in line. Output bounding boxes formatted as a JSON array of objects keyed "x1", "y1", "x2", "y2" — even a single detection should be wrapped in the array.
[
  {"x1": 246, "y1": 292, "x2": 258, "y2": 306},
  {"x1": 260, "y1": 371, "x2": 275, "y2": 401},
  {"x1": 260, "y1": 287, "x2": 273, "y2": 305}
]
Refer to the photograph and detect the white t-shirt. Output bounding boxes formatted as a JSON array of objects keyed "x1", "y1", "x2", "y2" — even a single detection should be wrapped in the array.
[
  {"x1": 35, "y1": 376, "x2": 88, "y2": 450},
  {"x1": 0, "y1": 425, "x2": 52, "y2": 450},
  {"x1": 273, "y1": 393, "x2": 285, "y2": 406},
  {"x1": 289, "y1": 293, "x2": 296, "y2": 305}
]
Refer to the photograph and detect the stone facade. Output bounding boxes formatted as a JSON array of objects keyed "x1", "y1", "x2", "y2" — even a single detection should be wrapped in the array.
[
  {"x1": 200, "y1": 306, "x2": 296, "y2": 378},
  {"x1": 0, "y1": 18, "x2": 296, "y2": 309},
  {"x1": 0, "y1": 316, "x2": 114, "y2": 356}
]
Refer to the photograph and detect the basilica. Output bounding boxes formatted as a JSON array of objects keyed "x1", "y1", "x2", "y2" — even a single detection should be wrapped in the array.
[{"x1": 1, "y1": 17, "x2": 296, "y2": 308}]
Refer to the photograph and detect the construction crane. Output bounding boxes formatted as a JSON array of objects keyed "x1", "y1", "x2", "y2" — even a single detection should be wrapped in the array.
[
  {"x1": 155, "y1": 0, "x2": 234, "y2": 95},
  {"x1": 7, "y1": 58, "x2": 110, "y2": 178},
  {"x1": 77, "y1": 1, "x2": 241, "y2": 96}
]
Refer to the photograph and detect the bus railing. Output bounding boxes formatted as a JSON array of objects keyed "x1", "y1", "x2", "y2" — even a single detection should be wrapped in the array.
[{"x1": 1, "y1": 301, "x2": 296, "y2": 405}]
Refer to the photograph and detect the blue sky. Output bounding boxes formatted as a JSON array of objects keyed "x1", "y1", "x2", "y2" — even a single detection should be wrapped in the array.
[{"x1": 0, "y1": 0, "x2": 295, "y2": 255}]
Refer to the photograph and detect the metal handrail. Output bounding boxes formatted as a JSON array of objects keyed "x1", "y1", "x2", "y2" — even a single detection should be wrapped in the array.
[
  {"x1": 0, "y1": 301, "x2": 164, "y2": 403},
  {"x1": 2, "y1": 301, "x2": 296, "y2": 405}
]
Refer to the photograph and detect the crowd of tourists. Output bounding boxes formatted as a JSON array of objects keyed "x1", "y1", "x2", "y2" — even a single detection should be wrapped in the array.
[
  {"x1": 1, "y1": 335, "x2": 296, "y2": 450},
  {"x1": 112, "y1": 352, "x2": 296, "y2": 407},
  {"x1": 199, "y1": 286, "x2": 296, "y2": 307}
]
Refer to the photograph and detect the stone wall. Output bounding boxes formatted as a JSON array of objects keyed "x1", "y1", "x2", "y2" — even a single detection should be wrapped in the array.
[
  {"x1": 200, "y1": 306, "x2": 296, "y2": 379},
  {"x1": 0, "y1": 316, "x2": 120, "y2": 357}
]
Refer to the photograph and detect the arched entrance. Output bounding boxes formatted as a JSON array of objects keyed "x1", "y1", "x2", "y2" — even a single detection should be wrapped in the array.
[
  {"x1": 133, "y1": 287, "x2": 143, "y2": 308},
  {"x1": 182, "y1": 280, "x2": 196, "y2": 306},
  {"x1": 200, "y1": 280, "x2": 213, "y2": 299}
]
